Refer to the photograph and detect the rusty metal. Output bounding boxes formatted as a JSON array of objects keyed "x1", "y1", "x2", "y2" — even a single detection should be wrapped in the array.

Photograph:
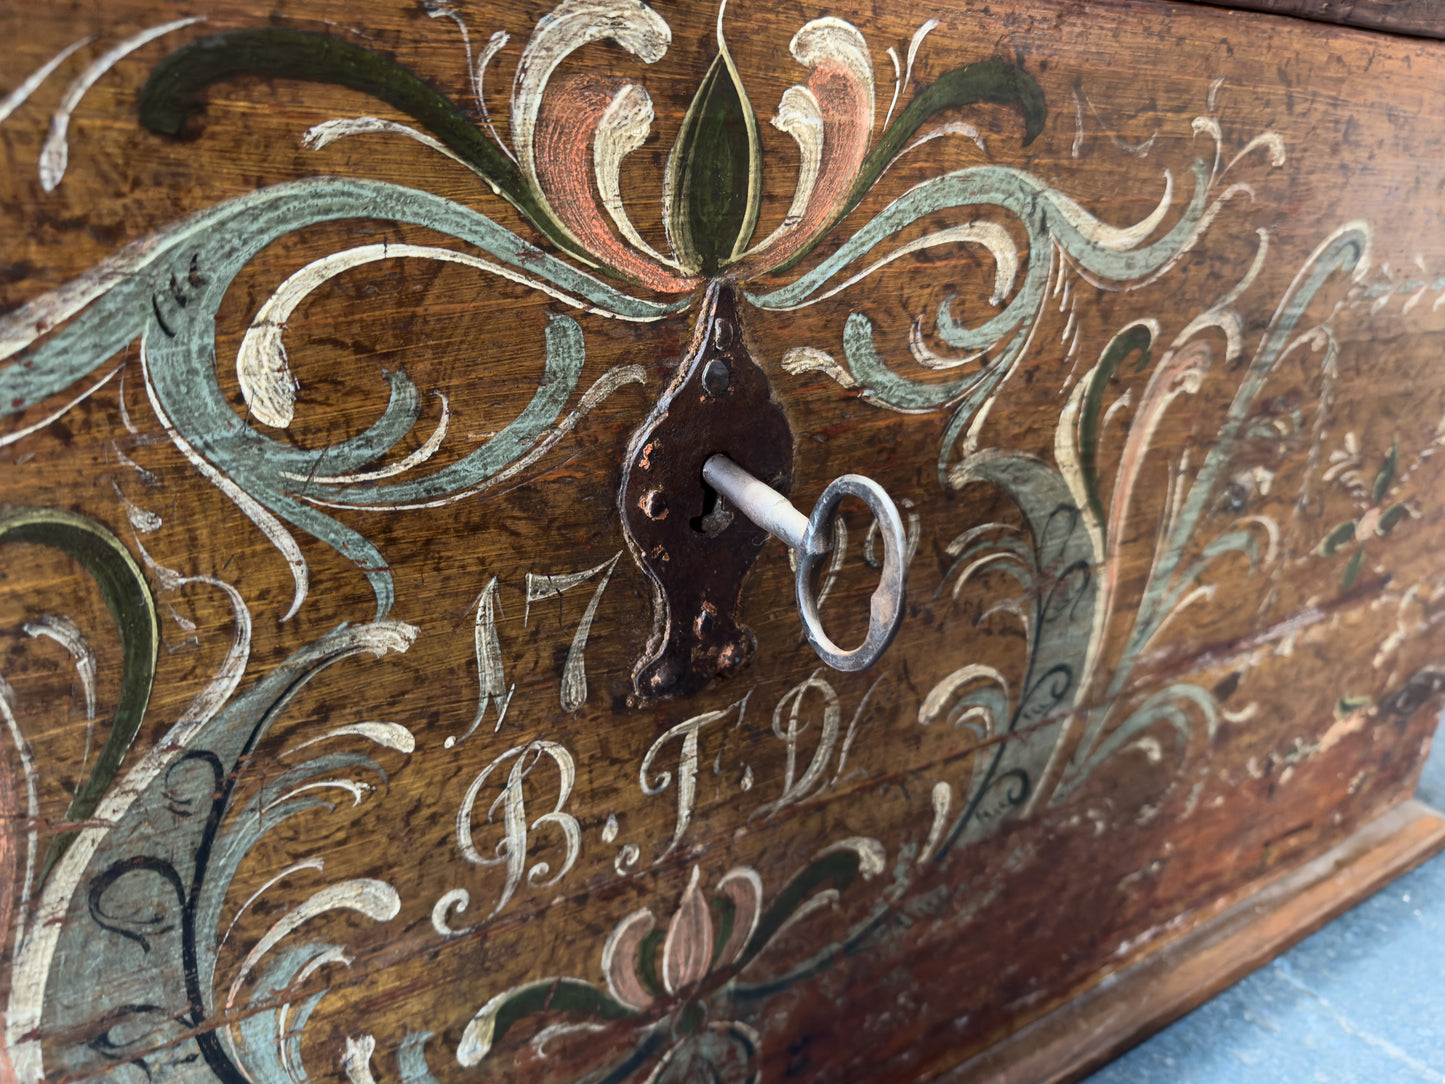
[{"x1": 619, "y1": 282, "x2": 794, "y2": 704}]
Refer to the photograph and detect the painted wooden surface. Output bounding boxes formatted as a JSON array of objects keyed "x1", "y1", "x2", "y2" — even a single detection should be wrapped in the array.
[{"x1": 2, "y1": 1, "x2": 1445, "y2": 1081}]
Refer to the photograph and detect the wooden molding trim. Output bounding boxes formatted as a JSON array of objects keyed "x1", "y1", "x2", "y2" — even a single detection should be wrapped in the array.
[
  {"x1": 1178, "y1": 1, "x2": 1445, "y2": 40},
  {"x1": 934, "y1": 799, "x2": 1445, "y2": 1083}
]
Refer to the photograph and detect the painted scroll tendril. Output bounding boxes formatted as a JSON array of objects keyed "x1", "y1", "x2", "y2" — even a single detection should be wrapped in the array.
[
  {"x1": 933, "y1": 223, "x2": 1372, "y2": 858},
  {"x1": 0, "y1": 178, "x2": 670, "y2": 621}
]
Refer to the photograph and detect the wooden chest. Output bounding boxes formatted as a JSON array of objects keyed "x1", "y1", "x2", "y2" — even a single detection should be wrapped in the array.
[{"x1": 4, "y1": 1, "x2": 1445, "y2": 1080}]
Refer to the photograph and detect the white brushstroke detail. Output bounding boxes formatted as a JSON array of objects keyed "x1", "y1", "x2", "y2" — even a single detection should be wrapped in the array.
[
  {"x1": 1072, "y1": 88, "x2": 1086, "y2": 159},
  {"x1": 40, "y1": 18, "x2": 204, "y2": 191},
  {"x1": 782, "y1": 346, "x2": 857, "y2": 388},
  {"x1": 285, "y1": 721, "x2": 416, "y2": 756},
  {"x1": 431, "y1": 888, "x2": 475, "y2": 937},
  {"x1": 918, "y1": 781, "x2": 952, "y2": 865},
  {"x1": 918, "y1": 665, "x2": 1008, "y2": 730},
  {"x1": 717, "y1": 866, "x2": 763, "y2": 949},
  {"x1": 1052, "y1": 171, "x2": 1175, "y2": 252},
  {"x1": 525, "y1": 553, "x2": 620, "y2": 713},
  {"x1": 739, "y1": 765, "x2": 753, "y2": 791},
  {"x1": 428, "y1": 3, "x2": 475, "y2": 90},
  {"x1": 882, "y1": 45, "x2": 903, "y2": 129},
  {"x1": 903, "y1": 18, "x2": 939, "y2": 93},
  {"x1": 305, "y1": 364, "x2": 647, "y2": 512},
  {"x1": 342, "y1": 1034, "x2": 378, "y2": 1084},
  {"x1": 909, "y1": 319, "x2": 987, "y2": 372},
  {"x1": 530, "y1": 1022, "x2": 609, "y2": 1057},
  {"x1": 284, "y1": 394, "x2": 450, "y2": 484},
  {"x1": 756, "y1": 670, "x2": 839, "y2": 818},
  {"x1": 899, "y1": 120, "x2": 986, "y2": 158},
  {"x1": 1224, "y1": 131, "x2": 1286, "y2": 174},
  {"x1": 141, "y1": 332, "x2": 311, "y2": 621},
  {"x1": 263, "y1": 778, "x2": 373, "y2": 812},
  {"x1": 1101, "y1": 388, "x2": 1134, "y2": 437},
  {"x1": 239, "y1": 241, "x2": 648, "y2": 429},
  {"x1": 793, "y1": 18, "x2": 874, "y2": 128},
  {"x1": 219, "y1": 858, "x2": 325, "y2": 952},
  {"x1": 167, "y1": 604, "x2": 196, "y2": 634},
  {"x1": 24, "y1": 615, "x2": 98, "y2": 787},
  {"x1": 952, "y1": 247, "x2": 1052, "y2": 458},
  {"x1": 0, "y1": 365, "x2": 120, "y2": 448},
  {"x1": 475, "y1": 31, "x2": 515, "y2": 161},
  {"x1": 511, "y1": 0, "x2": 670, "y2": 219},
  {"x1": 456, "y1": 740, "x2": 580, "y2": 915},
  {"x1": 1207, "y1": 76, "x2": 1226, "y2": 114},
  {"x1": 614, "y1": 844, "x2": 641, "y2": 873},
  {"x1": 116, "y1": 370, "x2": 138, "y2": 434},
  {"x1": 6, "y1": 569, "x2": 258, "y2": 1084},
  {"x1": 227, "y1": 880, "x2": 400, "y2": 1010},
  {"x1": 661, "y1": 865, "x2": 711, "y2": 994},
  {"x1": 596, "y1": 84, "x2": 678, "y2": 270},
  {"x1": 0, "y1": 678, "x2": 39, "y2": 974},
  {"x1": 816, "y1": 836, "x2": 886, "y2": 879},
  {"x1": 448, "y1": 577, "x2": 512, "y2": 748},
  {"x1": 641, "y1": 700, "x2": 740, "y2": 861},
  {"x1": 812, "y1": 518, "x2": 847, "y2": 610},
  {"x1": 115, "y1": 489, "x2": 163, "y2": 534},
  {"x1": 601, "y1": 813, "x2": 619, "y2": 843},
  {"x1": 303, "y1": 116, "x2": 474, "y2": 174},
  {"x1": 0, "y1": 35, "x2": 94, "y2": 126},
  {"x1": 24, "y1": 615, "x2": 95, "y2": 722},
  {"x1": 773, "y1": 888, "x2": 839, "y2": 939},
  {"x1": 754, "y1": 86, "x2": 823, "y2": 254},
  {"x1": 780, "y1": 221, "x2": 1019, "y2": 310}
]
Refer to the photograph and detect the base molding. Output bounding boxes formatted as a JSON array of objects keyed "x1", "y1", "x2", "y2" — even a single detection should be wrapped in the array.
[{"x1": 935, "y1": 799, "x2": 1445, "y2": 1083}]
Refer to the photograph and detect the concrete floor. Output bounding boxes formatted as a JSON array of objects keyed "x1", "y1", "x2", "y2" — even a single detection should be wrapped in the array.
[{"x1": 1086, "y1": 726, "x2": 1445, "y2": 1083}]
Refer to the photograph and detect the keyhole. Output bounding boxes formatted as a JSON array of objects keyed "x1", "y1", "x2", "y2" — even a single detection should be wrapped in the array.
[{"x1": 690, "y1": 475, "x2": 734, "y2": 536}]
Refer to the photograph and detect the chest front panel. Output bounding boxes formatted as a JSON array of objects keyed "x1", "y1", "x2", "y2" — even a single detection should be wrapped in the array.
[{"x1": 3, "y1": 2, "x2": 1445, "y2": 1081}]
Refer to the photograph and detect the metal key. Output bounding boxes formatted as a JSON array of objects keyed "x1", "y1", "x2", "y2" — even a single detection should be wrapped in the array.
[{"x1": 701, "y1": 454, "x2": 907, "y2": 671}]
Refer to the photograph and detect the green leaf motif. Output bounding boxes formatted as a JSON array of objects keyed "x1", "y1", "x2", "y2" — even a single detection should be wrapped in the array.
[
  {"x1": 0, "y1": 508, "x2": 158, "y2": 880},
  {"x1": 635, "y1": 925, "x2": 667, "y2": 1000},
  {"x1": 1318, "y1": 520, "x2": 1356, "y2": 556},
  {"x1": 1080, "y1": 324, "x2": 1153, "y2": 531},
  {"x1": 1372, "y1": 440, "x2": 1399, "y2": 505},
  {"x1": 666, "y1": 30, "x2": 763, "y2": 277},
  {"x1": 138, "y1": 29, "x2": 603, "y2": 273},
  {"x1": 1342, "y1": 546, "x2": 1365, "y2": 588},
  {"x1": 1335, "y1": 694, "x2": 1371, "y2": 717},
  {"x1": 1378, "y1": 503, "x2": 1409, "y2": 536}
]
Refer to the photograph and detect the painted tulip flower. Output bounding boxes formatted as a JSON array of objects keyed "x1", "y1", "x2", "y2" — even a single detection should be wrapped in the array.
[
  {"x1": 138, "y1": 0, "x2": 1043, "y2": 298},
  {"x1": 456, "y1": 842, "x2": 883, "y2": 1082}
]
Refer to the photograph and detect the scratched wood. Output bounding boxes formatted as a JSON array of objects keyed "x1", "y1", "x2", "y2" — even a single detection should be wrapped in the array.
[{"x1": 3, "y1": 2, "x2": 1445, "y2": 1082}]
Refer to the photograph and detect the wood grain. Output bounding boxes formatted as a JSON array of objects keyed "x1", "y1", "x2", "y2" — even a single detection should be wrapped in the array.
[
  {"x1": 2, "y1": 2, "x2": 1445, "y2": 1081},
  {"x1": 935, "y1": 799, "x2": 1445, "y2": 1083},
  {"x1": 1179, "y1": 1, "x2": 1445, "y2": 40}
]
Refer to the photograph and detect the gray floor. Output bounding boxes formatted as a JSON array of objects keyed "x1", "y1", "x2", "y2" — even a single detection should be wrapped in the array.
[{"x1": 1085, "y1": 725, "x2": 1445, "y2": 1083}]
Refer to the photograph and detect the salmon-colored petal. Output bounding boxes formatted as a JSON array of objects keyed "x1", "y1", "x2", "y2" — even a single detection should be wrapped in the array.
[
  {"x1": 661, "y1": 865, "x2": 713, "y2": 995},
  {"x1": 736, "y1": 19, "x2": 874, "y2": 275},
  {"x1": 601, "y1": 907, "x2": 656, "y2": 1010},
  {"x1": 714, "y1": 866, "x2": 762, "y2": 969},
  {"x1": 534, "y1": 74, "x2": 697, "y2": 293}
]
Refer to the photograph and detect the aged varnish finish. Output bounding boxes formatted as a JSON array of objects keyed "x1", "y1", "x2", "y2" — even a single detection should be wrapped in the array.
[{"x1": 3, "y1": 1, "x2": 1445, "y2": 1081}]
